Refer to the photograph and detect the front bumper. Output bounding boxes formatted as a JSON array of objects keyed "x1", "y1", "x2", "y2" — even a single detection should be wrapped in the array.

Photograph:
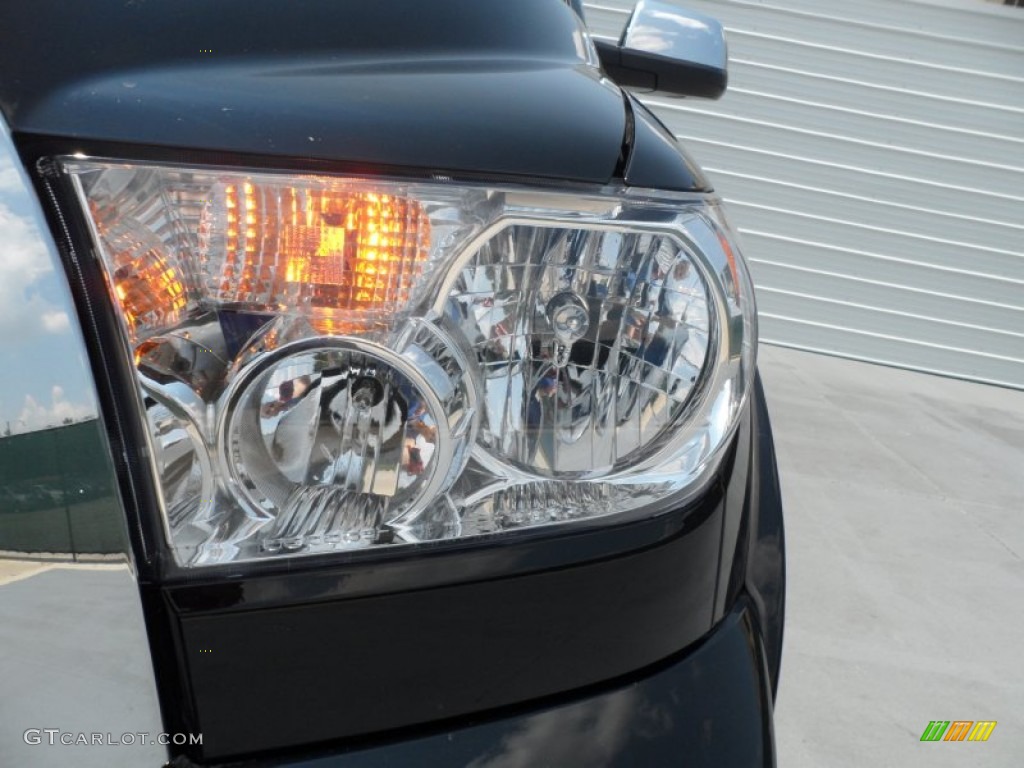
[{"x1": 208, "y1": 598, "x2": 775, "y2": 768}]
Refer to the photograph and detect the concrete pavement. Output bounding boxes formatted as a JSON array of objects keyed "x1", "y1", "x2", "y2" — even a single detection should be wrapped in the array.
[{"x1": 760, "y1": 345, "x2": 1023, "y2": 767}]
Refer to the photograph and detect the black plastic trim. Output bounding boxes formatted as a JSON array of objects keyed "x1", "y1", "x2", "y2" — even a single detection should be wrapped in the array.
[{"x1": 175, "y1": 598, "x2": 775, "y2": 768}]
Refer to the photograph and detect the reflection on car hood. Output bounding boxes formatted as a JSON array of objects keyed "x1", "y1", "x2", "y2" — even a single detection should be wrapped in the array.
[{"x1": 0, "y1": 0, "x2": 628, "y2": 183}]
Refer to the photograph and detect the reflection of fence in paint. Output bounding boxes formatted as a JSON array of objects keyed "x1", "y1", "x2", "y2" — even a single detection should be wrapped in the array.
[{"x1": 0, "y1": 419, "x2": 125, "y2": 556}]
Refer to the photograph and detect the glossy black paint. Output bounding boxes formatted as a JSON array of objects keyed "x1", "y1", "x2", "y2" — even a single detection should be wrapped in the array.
[
  {"x1": 0, "y1": 0, "x2": 710, "y2": 193},
  {"x1": 716, "y1": 376, "x2": 787, "y2": 698},
  {"x1": 203, "y1": 600, "x2": 775, "y2": 768},
  {"x1": 743, "y1": 377, "x2": 787, "y2": 696},
  {"x1": 1, "y1": 0, "x2": 631, "y2": 186},
  {"x1": 622, "y1": 95, "x2": 710, "y2": 192}
]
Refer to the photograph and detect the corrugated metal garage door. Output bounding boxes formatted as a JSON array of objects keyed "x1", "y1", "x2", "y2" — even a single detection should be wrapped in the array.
[{"x1": 584, "y1": 0, "x2": 1024, "y2": 388}]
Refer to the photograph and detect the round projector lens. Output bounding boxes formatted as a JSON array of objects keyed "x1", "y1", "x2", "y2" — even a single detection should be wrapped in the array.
[{"x1": 218, "y1": 335, "x2": 473, "y2": 554}]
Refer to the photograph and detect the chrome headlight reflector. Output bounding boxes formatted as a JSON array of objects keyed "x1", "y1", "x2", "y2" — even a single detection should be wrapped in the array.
[{"x1": 65, "y1": 160, "x2": 756, "y2": 567}]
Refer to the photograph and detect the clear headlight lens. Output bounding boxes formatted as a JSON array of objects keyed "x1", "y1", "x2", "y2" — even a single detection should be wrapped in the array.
[
  {"x1": 66, "y1": 160, "x2": 756, "y2": 567},
  {"x1": 452, "y1": 225, "x2": 710, "y2": 477}
]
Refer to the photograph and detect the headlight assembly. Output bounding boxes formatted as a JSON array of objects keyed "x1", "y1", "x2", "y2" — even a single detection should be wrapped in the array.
[{"x1": 64, "y1": 160, "x2": 756, "y2": 567}]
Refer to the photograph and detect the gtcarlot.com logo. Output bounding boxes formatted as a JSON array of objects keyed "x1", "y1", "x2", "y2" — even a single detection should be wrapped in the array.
[{"x1": 23, "y1": 729, "x2": 203, "y2": 747}]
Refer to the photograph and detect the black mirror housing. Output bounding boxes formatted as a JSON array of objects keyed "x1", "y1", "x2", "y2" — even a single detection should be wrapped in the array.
[{"x1": 596, "y1": 0, "x2": 728, "y2": 99}]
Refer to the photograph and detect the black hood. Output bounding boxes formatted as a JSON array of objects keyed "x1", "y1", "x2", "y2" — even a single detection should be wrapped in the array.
[{"x1": 1, "y1": 0, "x2": 631, "y2": 184}]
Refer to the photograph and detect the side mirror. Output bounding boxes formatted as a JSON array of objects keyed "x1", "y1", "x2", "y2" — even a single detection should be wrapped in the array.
[{"x1": 595, "y1": 0, "x2": 728, "y2": 99}]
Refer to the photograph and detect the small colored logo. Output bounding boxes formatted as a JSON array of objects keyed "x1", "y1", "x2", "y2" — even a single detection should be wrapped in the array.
[{"x1": 920, "y1": 721, "x2": 997, "y2": 742}]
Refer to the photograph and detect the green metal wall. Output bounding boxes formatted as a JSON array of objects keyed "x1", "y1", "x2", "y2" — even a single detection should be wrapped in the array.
[{"x1": 0, "y1": 419, "x2": 126, "y2": 556}]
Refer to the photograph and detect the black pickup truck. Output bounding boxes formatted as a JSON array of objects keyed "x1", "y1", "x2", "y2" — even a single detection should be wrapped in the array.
[{"x1": 0, "y1": 1, "x2": 784, "y2": 765}]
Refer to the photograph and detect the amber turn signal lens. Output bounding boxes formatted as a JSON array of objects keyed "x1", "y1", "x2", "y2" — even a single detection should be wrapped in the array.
[
  {"x1": 88, "y1": 200, "x2": 188, "y2": 337},
  {"x1": 220, "y1": 184, "x2": 430, "y2": 326},
  {"x1": 114, "y1": 254, "x2": 187, "y2": 332}
]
